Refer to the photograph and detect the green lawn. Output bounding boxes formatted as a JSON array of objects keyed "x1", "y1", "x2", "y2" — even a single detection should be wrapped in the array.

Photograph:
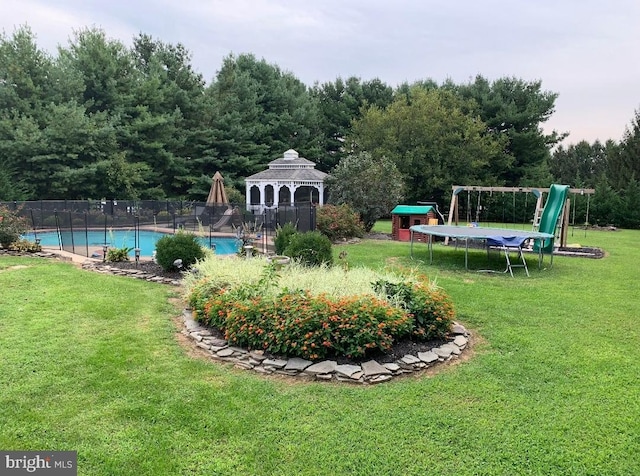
[{"x1": 1, "y1": 227, "x2": 639, "y2": 475}]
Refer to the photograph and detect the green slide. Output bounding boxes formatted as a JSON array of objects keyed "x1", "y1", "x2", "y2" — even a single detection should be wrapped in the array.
[{"x1": 533, "y1": 184, "x2": 570, "y2": 253}]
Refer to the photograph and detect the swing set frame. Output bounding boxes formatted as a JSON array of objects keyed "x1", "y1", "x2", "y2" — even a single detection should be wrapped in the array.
[{"x1": 446, "y1": 185, "x2": 595, "y2": 247}]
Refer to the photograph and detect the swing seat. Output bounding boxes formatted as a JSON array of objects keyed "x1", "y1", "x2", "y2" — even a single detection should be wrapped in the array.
[{"x1": 486, "y1": 236, "x2": 531, "y2": 277}]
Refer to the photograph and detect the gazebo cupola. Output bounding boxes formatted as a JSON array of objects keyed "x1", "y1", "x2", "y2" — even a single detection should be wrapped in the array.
[{"x1": 245, "y1": 149, "x2": 328, "y2": 213}]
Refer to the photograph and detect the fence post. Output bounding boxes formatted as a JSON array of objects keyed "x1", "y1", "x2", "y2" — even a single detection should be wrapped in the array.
[
  {"x1": 83, "y1": 212, "x2": 89, "y2": 257},
  {"x1": 54, "y1": 211, "x2": 61, "y2": 250}
]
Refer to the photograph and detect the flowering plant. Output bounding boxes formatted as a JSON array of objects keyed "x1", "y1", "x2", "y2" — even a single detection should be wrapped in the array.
[
  {"x1": 316, "y1": 204, "x2": 365, "y2": 241},
  {"x1": 0, "y1": 205, "x2": 28, "y2": 249}
]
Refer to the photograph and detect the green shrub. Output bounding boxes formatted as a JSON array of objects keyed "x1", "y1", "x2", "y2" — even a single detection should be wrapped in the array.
[
  {"x1": 185, "y1": 256, "x2": 457, "y2": 360},
  {"x1": 274, "y1": 222, "x2": 298, "y2": 255},
  {"x1": 316, "y1": 204, "x2": 365, "y2": 241},
  {"x1": 201, "y1": 289, "x2": 412, "y2": 360},
  {"x1": 373, "y1": 279, "x2": 455, "y2": 340},
  {"x1": 284, "y1": 231, "x2": 333, "y2": 267},
  {"x1": 7, "y1": 238, "x2": 42, "y2": 252},
  {"x1": 0, "y1": 205, "x2": 28, "y2": 249},
  {"x1": 106, "y1": 246, "x2": 132, "y2": 262},
  {"x1": 155, "y1": 231, "x2": 205, "y2": 271}
]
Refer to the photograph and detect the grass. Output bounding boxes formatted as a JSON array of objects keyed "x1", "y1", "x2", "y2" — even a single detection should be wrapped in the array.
[{"x1": 1, "y1": 226, "x2": 639, "y2": 475}]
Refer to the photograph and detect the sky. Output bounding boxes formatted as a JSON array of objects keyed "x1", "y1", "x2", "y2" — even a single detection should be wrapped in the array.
[{"x1": 2, "y1": 0, "x2": 640, "y2": 146}]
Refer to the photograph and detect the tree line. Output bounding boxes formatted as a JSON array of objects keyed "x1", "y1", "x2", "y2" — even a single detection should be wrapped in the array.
[{"x1": 1, "y1": 25, "x2": 639, "y2": 227}]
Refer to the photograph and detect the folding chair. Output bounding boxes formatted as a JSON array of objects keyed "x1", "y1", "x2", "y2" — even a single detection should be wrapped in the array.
[{"x1": 486, "y1": 236, "x2": 530, "y2": 277}]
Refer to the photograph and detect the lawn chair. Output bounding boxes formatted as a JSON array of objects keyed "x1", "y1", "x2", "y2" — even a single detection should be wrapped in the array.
[{"x1": 486, "y1": 236, "x2": 530, "y2": 277}]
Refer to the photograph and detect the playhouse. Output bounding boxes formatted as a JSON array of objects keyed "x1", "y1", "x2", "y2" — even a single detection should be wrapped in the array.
[{"x1": 391, "y1": 205, "x2": 437, "y2": 242}]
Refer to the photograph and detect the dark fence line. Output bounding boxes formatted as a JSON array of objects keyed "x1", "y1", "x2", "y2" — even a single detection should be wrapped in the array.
[{"x1": 4, "y1": 200, "x2": 316, "y2": 257}]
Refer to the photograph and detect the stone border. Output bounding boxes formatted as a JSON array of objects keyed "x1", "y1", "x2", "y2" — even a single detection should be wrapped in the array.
[
  {"x1": 182, "y1": 309, "x2": 471, "y2": 384},
  {"x1": 81, "y1": 261, "x2": 182, "y2": 286}
]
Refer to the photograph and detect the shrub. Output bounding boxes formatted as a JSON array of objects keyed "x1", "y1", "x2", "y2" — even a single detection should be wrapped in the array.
[
  {"x1": 274, "y1": 222, "x2": 298, "y2": 255},
  {"x1": 201, "y1": 289, "x2": 412, "y2": 360},
  {"x1": 0, "y1": 205, "x2": 28, "y2": 249},
  {"x1": 7, "y1": 238, "x2": 42, "y2": 252},
  {"x1": 106, "y1": 246, "x2": 132, "y2": 262},
  {"x1": 284, "y1": 231, "x2": 333, "y2": 267},
  {"x1": 372, "y1": 279, "x2": 455, "y2": 340},
  {"x1": 316, "y1": 204, "x2": 365, "y2": 241},
  {"x1": 185, "y1": 256, "x2": 457, "y2": 361},
  {"x1": 155, "y1": 231, "x2": 205, "y2": 271}
]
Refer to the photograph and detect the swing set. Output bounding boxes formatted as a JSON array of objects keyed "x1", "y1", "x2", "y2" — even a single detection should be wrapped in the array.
[{"x1": 445, "y1": 185, "x2": 595, "y2": 248}]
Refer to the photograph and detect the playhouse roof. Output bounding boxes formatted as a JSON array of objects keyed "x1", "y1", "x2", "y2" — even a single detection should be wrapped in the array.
[{"x1": 391, "y1": 205, "x2": 433, "y2": 215}]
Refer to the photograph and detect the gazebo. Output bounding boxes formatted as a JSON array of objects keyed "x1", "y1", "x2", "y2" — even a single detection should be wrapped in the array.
[{"x1": 244, "y1": 149, "x2": 328, "y2": 214}]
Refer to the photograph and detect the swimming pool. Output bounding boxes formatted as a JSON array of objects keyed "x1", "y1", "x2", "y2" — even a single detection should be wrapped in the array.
[{"x1": 23, "y1": 230, "x2": 240, "y2": 257}]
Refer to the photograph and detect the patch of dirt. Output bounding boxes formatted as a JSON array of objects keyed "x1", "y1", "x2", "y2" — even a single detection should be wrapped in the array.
[
  {"x1": 364, "y1": 232, "x2": 393, "y2": 240},
  {"x1": 0, "y1": 265, "x2": 30, "y2": 272}
]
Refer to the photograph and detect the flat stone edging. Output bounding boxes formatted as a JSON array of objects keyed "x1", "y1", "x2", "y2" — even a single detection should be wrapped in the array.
[
  {"x1": 182, "y1": 309, "x2": 471, "y2": 385},
  {"x1": 81, "y1": 261, "x2": 183, "y2": 285}
]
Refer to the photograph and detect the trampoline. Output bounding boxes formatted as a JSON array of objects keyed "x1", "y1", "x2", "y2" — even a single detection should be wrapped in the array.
[{"x1": 409, "y1": 225, "x2": 555, "y2": 276}]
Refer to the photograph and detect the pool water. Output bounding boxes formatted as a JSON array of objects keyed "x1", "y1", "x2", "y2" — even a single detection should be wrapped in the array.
[{"x1": 23, "y1": 230, "x2": 240, "y2": 256}]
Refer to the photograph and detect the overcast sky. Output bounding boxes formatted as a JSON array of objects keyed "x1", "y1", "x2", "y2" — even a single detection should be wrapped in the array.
[{"x1": 2, "y1": 0, "x2": 640, "y2": 146}]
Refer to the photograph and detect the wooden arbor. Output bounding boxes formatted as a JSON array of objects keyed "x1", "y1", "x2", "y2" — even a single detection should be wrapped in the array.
[{"x1": 446, "y1": 185, "x2": 595, "y2": 247}]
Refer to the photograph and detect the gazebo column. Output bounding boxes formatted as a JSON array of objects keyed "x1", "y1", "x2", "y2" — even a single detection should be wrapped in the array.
[{"x1": 258, "y1": 183, "x2": 267, "y2": 212}]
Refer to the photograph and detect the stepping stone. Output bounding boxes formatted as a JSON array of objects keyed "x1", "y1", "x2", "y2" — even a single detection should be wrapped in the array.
[
  {"x1": 305, "y1": 360, "x2": 337, "y2": 375},
  {"x1": 350, "y1": 371, "x2": 364, "y2": 381},
  {"x1": 209, "y1": 339, "x2": 228, "y2": 347},
  {"x1": 383, "y1": 363, "x2": 401, "y2": 372},
  {"x1": 228, "y1": 346, "x2": 248, "y2": 355},
  {"x1": 453, "y1": 335, "x2": 468, "y2": 347},
  {"x1": 216, "y1": 348, "x2": 235, "y2": 357},
  {"x1": 399, "y1": 354, "x2": 421, "y2": 365},
  {"x1": 254, "y1": 366, "x2": 273, "y2": 375},
  {"x1": 262, "y1": 359, "x2": 288, "y2": 369},
  {"x1": 441, "y1": 343, "x2": 461, "y2": 355},
  {"x1": 335, "y1": 364, "x2": 362, "y2": 378},
  {"x1": 249, "y1": 350, "x2": 266, "y2": 361},
  {"x1": 284, "y1": 358, "x2": 313, "y2": 372},
  {"x1": 234, "y1": 362, "x2": 254, "y2": 370},
  {"x1": 369, "y1": 374, "x2": 393, "y2": 384},
  {"x1": 275, "y1": 369, "x2": 300, "y2": 376},
  {"x1": 417, "y1": 351, "x2": 439, "y2": 364},
  {"x1": 184, "y1": 319, "x2": 200, "y2": 332},
  {"x1": 361, "y1": 360, "x2": 391, "y2": 377},
  {"x1": 434, "y1": 345, "x2": 454, "y2": 358}
]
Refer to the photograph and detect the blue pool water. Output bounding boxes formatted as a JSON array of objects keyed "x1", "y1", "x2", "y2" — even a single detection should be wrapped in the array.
[{"x1": 23, "y1": 230, "x2": 240, "y2": 257}]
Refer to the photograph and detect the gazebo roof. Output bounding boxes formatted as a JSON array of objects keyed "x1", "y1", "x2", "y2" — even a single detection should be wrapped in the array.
[
  {"x1": 246, "y1": 168, "x2": 328, "y2": 181},
  {"x1": 245, "y1": 149, "x2": 328, "y2": 182}
]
